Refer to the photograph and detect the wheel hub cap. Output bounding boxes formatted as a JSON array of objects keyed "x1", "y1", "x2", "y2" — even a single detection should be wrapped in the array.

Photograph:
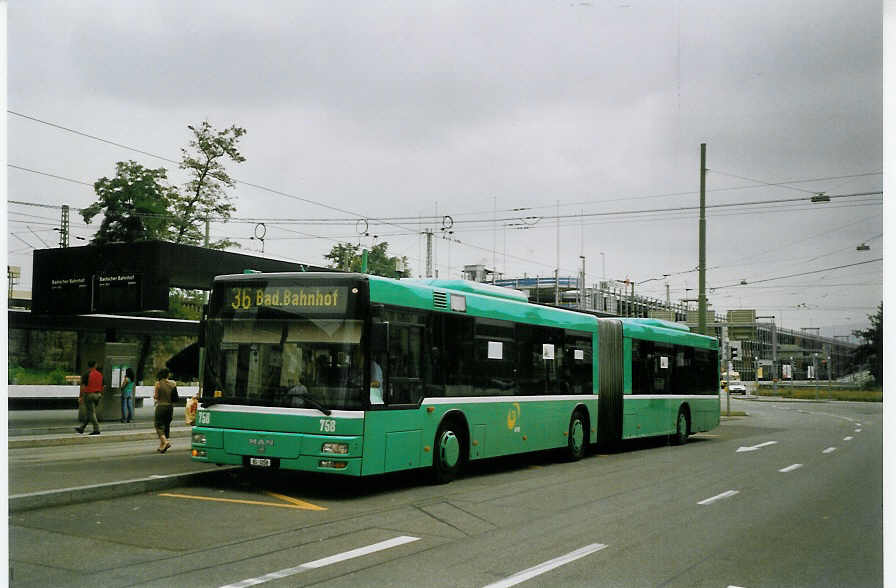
[{"x1": 439, "y1": 431, "x2": 460, "y2": 468}]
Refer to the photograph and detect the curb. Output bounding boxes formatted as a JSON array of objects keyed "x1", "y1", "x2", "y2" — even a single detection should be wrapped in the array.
[
  {"x1": 9, "y1": 466, "x2": 241, "y2": 512},
  {"x1": 8, "y1": 428, "x2": 193, "y2": 448}
]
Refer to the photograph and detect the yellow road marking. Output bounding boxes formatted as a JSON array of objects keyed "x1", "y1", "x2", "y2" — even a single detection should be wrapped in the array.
[
  {"x1": 265, "y1": 491, "x2": 328, "y2": 511},
  {"x1": 158, "y1": 492, "x2": 327, "y2": 511}
]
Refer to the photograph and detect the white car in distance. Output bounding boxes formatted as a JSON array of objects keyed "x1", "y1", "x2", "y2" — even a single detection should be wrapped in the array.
[{"x1": 727, "y1": 381, "x2": 747, "y2": 394}]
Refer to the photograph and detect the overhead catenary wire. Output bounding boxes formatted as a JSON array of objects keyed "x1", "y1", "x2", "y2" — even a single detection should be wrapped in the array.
[
  {"x1": 11, "y1": 162, "x2": 880, "y2": 227},
  {"x1": 449, "y1": 171, "x2": 882, "y2": 217},
  {"x1": 8, "y1": 110, "x2": 885, "y2": 288},
  {"x1": 708, "y1": 169, "x2": 821, "y2": 194},
  {"x1": 7, "y1": 112, "x2": 883, "y2": 225},
  {"x1": 710, "y1": 258, "x2": 883, "y2": 290}
]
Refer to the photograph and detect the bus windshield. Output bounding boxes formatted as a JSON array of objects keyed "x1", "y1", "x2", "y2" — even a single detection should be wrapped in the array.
[
  {"x1": 204, "y1": 317, "x2": 366, "y2": 410},
  {"x1": 202, "y1": 277, "x2": 369, "y2": 411}
]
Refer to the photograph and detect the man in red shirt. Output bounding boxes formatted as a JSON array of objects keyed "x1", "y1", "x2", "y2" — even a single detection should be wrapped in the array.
[{"x1": 76, "y1": 360, "x2": 104, "y2": 435}]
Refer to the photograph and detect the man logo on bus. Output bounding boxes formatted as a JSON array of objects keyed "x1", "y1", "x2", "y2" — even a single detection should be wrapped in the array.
[{"x1": 506, "y1": 402, "x2": 521, "y2": 431}]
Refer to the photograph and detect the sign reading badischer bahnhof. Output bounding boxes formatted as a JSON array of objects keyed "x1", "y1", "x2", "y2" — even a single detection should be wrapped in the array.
[{"x1": 32, "y1": 241, "x2": 329, "y2": 315}]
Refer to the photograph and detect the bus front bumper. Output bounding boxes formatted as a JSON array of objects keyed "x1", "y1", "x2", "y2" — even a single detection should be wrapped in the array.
[{"x1": 191, "y1": 427, "x2": 363, "y2": 476}]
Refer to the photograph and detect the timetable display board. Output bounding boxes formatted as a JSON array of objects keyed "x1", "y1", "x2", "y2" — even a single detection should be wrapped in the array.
[{"x1": 93, "y1": 273, "x2": 142, "y2": 314}]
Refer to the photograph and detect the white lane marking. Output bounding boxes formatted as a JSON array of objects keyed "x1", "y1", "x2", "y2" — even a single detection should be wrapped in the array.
[
  {"x1": 822, "y1": 447, "x2": 837, "y2": 454},
  {"x1": 843, "y1": 436, "x2": 854, "y2": 441},
  {"x1": 698, "y1": 490, "x2": 740, "y2": 505},
  {"x1": 736, "y1": 441, "x2": 778, "y2": 453},
  {"x1": 220, "y1": 535, "x2": 420, "y2": 588},
  {"x1": 483, "y1": 543, "x2": 608, "y2": 588},
  {"x1": 855, "y1": 429, "x2": 862, "y2": 433},
  {"x1": 779, "y1": 464, "x2": 803, "y2": 473}
]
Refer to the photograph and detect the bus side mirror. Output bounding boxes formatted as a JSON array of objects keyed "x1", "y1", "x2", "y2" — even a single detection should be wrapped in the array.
[{"x1": 371, "y1": 322, "x2": 389, "y2": 353}]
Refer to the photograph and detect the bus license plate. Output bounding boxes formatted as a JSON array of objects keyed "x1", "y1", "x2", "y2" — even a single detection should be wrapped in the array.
[{"x1": 249, "y1": 457, "x2": 271, "y2": 467}]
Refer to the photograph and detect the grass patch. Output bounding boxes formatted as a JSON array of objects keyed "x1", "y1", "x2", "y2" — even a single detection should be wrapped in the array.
[
  {"x1": 8, "y1": 366, "x2": 73, "y2": 385},
  {"x1": 756, "y1": 386, "x2": 881, "y2": 402}
]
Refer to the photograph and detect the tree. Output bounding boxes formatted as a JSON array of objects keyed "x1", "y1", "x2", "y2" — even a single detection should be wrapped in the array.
[
  {"x1": 852, "y1": 302, "x2": 882, "y2": 387},
  {"x1": 324, "y1": 242, "x2": 361, "y2": 271},
  {"x1": 81, "y1": 161, "x2": 177, "y2": 245},
  {"x1": 324, "y1": 242, "x2": 410, "y2": 278},
  {"x1": 173, "y1": 121, "x2": 246, "y2": 249}
]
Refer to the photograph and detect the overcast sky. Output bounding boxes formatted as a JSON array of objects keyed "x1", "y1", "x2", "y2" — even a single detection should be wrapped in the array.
[{"x1": 6, "y1": 1, "x2": 884, "y2": 337}]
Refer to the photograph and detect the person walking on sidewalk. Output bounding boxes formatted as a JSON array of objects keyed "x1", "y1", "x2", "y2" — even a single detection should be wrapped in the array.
[
  {"x1": 121, "y1": 367, "x2": 135, "y2": 423},
  {"x1": 76, "y1": 360, "x2": 103, "y2": 435},
  {"x1": 154, "y1": 368, "x2": 177, "y2": 453}
]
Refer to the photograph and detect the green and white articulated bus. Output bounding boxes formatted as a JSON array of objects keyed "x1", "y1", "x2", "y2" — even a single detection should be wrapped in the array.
[{"x1": 191, "y1": 272, "x2": 719, "y2": 482}]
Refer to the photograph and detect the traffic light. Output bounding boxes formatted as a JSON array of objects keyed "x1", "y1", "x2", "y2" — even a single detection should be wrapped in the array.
[{"x1": 731, "y1": 348, "x2": 738, "y2": 359}]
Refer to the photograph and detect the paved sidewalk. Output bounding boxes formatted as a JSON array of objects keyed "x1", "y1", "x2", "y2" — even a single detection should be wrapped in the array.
[
  {"x1": 8, "y1": 406, "x2": 237, "y2": 512},
  {"x1": 10, "y1": 404, "x2": 187, "y2": 435},
  {"x1": 8, "y1": 405, "x2": 196, "y2": 447}
]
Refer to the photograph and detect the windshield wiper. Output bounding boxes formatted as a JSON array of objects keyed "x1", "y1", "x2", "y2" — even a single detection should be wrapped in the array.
[{"x1": 293, "y1": 393, "x2": 332, "y2": 416}]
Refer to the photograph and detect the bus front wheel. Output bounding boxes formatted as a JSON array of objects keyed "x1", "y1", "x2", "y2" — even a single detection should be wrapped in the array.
[{"x1": 432, "y1": 421, "x2": 463, "y2": 484}]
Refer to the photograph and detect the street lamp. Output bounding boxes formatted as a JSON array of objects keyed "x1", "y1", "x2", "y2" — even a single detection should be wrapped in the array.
[
  {"x1": 813, "y1": 352, "x2": 819, "y2": 400},
  {"x1": 754, "y1": 356, "x2": 759, "y2": 390}
]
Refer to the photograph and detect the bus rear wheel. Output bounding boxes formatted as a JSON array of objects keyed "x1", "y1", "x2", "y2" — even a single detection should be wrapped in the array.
[
  {"x1": 671, "y1": 408, "x2": 689, "y2": 445},
  {"x1": 432, "y1": 421, "x2": 464, "y2": 484},
  {"x1": 567, "y1": 410, "x2": 587, "y2": 460}
]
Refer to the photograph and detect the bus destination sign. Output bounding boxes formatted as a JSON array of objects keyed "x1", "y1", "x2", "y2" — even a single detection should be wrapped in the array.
[{"x1": 226, "y1": 286, "x2": 348, "y2": 314}]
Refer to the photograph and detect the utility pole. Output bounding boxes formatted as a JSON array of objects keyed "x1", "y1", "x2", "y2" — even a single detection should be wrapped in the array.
[
  {"x1": 771, "y1": 320, "x2": 777, "y2": 394},
  {"x1": 424, "y1": 229, "x2": 434, "y2": 278},
  {"x1": 58, "y1": 205, "x2": 70, "y2": 247},
  {"x1": 579, "y1": 255, "x2": 586, "y2": 310},
  {"x1": 698, "y1": 143, "x2": 708, "y2": 335},
  {"x1": 555, "y1": 200, "x2": 560, "y2": 305},
  {"x1": 554, "y1": 269, "x2": 559, "y2": 305},
  {"x1": 600, "y1": 252, "x2": 606, "y2": 285}
]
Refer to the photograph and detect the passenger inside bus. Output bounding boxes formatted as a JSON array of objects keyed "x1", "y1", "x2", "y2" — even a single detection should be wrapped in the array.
[{"x1": 370, "y1": 359, "x2": 383, "y2": 404}]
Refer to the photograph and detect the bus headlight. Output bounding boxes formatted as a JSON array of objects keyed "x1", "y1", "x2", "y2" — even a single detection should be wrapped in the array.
[
  {"x1": 192, "y1": 449, "x2": 207, "y2": 458},
  {"x1": 319, "y1": 459, "x2": 348, "y2": 469},
  {"x1": 192, "y1": 433, "x2": 207, "y2": 444},
  {"x1": 322, "y1": 442, "x2": 349, "y2": 454}
]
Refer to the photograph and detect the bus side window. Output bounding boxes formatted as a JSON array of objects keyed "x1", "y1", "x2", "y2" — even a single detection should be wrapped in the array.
[
  {"x1": 427, "y1": 313, "x2": 445, "y2": 397},
  {"x1": 384, "y1": 309, "x2": 427, "y2": 404},
  {"x1": 444, "y1": 315, "x2": 473, "y2": 397}
]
